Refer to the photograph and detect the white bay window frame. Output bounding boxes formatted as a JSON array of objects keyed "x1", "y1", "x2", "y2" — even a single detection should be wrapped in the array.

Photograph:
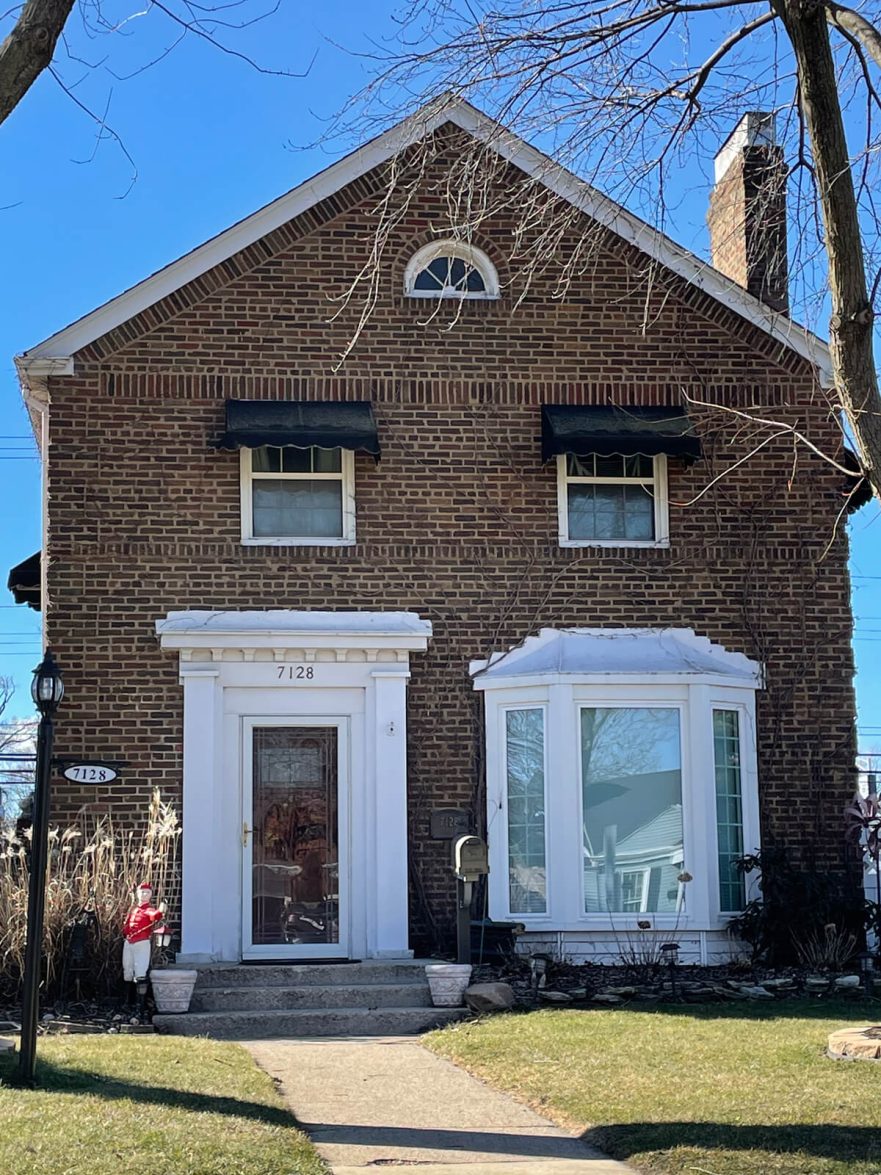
[
  {"x1": 473, "y1": 629, "x2": 761, "y2": 933},
  {"x1": 556, "y1": 453, "x2": 669, "y2": 548},
  {"x1": 240, "y1": 446, "x2": 356, "y2": 546},
  {"x1": 497, "y1": 698, "x2": 550, "y2": 917}
]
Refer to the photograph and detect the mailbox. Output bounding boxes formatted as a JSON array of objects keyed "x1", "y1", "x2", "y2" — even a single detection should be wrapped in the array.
[{"x1": 453, "y1": 834, "x2": 489, "y2": 882}]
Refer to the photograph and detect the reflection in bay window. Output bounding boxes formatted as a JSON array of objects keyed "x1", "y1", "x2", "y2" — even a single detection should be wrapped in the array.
[
  {"x1": 714, "y1": 709, "x2": 746, "y2": 911},
  {"x1": 581, "y1": 707, "x2": 683, "y2": 914},
  {"x1": 505, "y1": 708, "x2": 547, "y2": 914}
]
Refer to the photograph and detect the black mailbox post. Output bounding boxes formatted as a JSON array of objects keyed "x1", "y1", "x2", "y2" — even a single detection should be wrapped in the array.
[{"x1": 452, "y1": 834, "x2": 489, "y2": 965}]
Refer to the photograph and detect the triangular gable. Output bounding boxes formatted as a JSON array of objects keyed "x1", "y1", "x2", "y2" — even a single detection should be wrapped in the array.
[{"x1": 16, "y1": 97, "x2": 832, "y2": 385}]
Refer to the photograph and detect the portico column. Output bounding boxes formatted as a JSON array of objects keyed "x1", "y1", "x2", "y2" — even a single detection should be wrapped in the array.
[
  {"x1": 370, "y1": 669, "x2": 413, "y2": 958},
  {"x1": 178, "y1": 663, "x2": 221, "y2": 963}
]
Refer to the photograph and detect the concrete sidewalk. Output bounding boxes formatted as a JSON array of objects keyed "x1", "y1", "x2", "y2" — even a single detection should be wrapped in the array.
[{"x1": 245, "y1": 1035, "x2": 636, "y2": 1175}]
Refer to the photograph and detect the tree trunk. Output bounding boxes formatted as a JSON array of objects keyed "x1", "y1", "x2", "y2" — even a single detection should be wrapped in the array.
[
  {"x1": 775, "y1": 0, "x2": 881, "y2": 502},
  {"x1": 0, "y1": 0, "x2": 76, "y2": 127}
]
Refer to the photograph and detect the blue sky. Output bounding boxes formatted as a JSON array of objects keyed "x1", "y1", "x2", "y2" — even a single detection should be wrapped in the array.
[{"x1": 0, "y1": 0, "x2": 878, "y2": 743}]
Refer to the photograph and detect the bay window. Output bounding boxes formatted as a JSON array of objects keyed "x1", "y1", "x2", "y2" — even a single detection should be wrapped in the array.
[{"x1": 473, "y1": 627, "x2": 761, "y2": 933}]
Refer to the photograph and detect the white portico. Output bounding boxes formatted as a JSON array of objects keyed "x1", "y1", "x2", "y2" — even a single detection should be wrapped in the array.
[{"x1": 156, "y1": 610, "x2": 432, "y2": 964}]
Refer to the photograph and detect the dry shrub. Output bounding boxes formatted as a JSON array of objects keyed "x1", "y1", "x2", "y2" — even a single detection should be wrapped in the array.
[
  {"x1": 0, "y1": 789, "x2": 180, "y2": 1000},
  {"x1": 793, "y1": 922, "x2": 858, "y2": 974}
]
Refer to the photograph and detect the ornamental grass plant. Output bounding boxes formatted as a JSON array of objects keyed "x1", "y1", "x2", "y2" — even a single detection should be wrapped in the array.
[{"x1": 0, "y1": 789, "x2": 180, "y2": 1000}]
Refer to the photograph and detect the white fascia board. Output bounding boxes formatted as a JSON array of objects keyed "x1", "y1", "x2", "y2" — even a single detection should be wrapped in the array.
[
  {"x1": 18, "y1": 97, "x2": 831, "y2": 386},
  {"x1": 472, "y1": 671, "x2": 759, "y2": 692},
  {"x1": 15, "y1": 357, "x2": 74, "y2": 378}
]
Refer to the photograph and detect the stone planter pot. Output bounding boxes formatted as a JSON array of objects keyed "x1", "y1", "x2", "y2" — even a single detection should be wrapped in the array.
[
  {"x1": 425, "y1": 963, "x2": 473, "y2": 1008},
  {"x1": 149, "y1": 968, "x2": 198, "y2": 1014}
]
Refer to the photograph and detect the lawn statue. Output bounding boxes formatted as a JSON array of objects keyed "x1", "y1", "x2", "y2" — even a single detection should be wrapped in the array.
[{"x1": 122, "y1": 881, "x2": 165, "y2": 1021}]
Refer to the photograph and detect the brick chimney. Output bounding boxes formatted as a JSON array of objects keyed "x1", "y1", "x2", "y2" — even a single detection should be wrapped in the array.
[{"x1": 707, "y1": 112, "x2": 789, "y2": 313}]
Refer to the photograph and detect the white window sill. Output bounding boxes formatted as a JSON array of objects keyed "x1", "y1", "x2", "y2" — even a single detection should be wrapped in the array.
[
  {"x1": 506, "y1": 916, "x2": 698, "y2": 931},
  {"x1": 404, "y1": 292, "x2": 500, "y2": 301},
  {"x1": 558, "y1": 538, "x2": 671, "y2": 549},
  {"x1": 241, "y1": 537, "x2": 356, "y2": 547}
]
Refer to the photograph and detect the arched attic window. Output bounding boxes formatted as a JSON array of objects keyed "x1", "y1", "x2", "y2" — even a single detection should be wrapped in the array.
[{"x1": 403, "y1": 241, "x2": 500, "y2": 299}]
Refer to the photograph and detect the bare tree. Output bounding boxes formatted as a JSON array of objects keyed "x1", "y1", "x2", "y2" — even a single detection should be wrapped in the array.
[
  {"x1": 332, "y1": 0, "x2": 881, "y2": 501},
  {"x1": 1, "y1": 0, "x2": 309, "y2": 161},
  {"x1": 0, "y1": 676, "x2": 36, "y2": 825}
]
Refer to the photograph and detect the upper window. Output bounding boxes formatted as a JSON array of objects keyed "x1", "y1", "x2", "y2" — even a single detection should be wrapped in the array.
[
  {"x1": 404, "y1": 241, "x2": 499, "y2": 300},
  {"x1": 557, "y1": 453, "x2": 669, "y2": 547},
  {"x1": 240, "y1": 446, "x2": 355, "y2": 545}
]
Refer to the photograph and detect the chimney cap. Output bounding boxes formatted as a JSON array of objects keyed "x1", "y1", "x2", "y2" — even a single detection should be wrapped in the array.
[{"x1": 714, "y1": 112, "x2": 777, "y2": 182}]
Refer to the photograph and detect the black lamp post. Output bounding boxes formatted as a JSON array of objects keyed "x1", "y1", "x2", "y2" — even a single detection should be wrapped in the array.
[
  {"x1": 660, "y1": 942, "x2": 680, "y2": 1000},
  {"x1": 17, "y1": 650, "x2": 64, "y2": 1086}
]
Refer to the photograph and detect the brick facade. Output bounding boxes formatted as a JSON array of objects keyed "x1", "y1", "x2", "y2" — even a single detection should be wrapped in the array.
[{"x1": 39, "y1": 133, "x2": 857, "y2": 950}]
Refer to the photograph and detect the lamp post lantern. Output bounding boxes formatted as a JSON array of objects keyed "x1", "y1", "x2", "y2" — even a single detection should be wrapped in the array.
[{"x1": 17, "y1": 650, "x2": 64, "y2": 1085}]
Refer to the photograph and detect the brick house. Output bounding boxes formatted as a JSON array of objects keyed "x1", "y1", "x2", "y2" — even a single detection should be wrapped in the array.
[{"x1": 9, "y1": 100, "x2": 864, "y2": 968}]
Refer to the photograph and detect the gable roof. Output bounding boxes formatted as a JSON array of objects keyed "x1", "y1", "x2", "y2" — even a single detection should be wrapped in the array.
[{"x1": 16, "y1": 97, "x2": 833, "y2": 385}]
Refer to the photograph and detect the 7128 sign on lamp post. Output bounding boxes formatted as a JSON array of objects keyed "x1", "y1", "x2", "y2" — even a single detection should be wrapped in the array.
[{"x1": 61, "y1": 764, "x2": 119, "y2": 784}]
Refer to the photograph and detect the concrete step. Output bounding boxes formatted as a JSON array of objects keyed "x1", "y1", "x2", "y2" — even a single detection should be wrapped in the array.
[
  {"x1": 190, "y1": 982, "x2": 433, "y2": 1013},
  {"x1": 153, "y1": 1005, "x2": 467, "y2": 1040},
  {"x1": 193, "y1": 961, "x2": 431, "y2": 989}
]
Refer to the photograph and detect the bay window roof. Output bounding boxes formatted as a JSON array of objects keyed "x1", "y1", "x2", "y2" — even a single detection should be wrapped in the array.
[
  {"x1": 541, "y1": 405, "x2": 701, "y2": 462},
  {"x1": 471, "y1": 627, "x2": 761, "y2": 687}
]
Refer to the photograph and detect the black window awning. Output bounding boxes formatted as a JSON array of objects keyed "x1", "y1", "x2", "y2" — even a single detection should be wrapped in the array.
[
  {"x1": 8, "y1": 551, "x2": 41, "y2": 611},
  {"x1": 541, "y1": 405, "x2": 701, "y2": 462},
  {"x1": 213, "y1": 400, "x2": 381, "y2": 459}
]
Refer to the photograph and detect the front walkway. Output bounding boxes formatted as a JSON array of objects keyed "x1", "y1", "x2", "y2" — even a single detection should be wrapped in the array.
[{"x1": 245, "y1": 1035, "x2": 636, "y2": 1175}]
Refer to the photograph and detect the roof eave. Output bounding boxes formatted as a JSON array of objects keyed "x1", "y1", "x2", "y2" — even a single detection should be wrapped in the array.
[{"x1": 16, "y1": 96, "x2": 833, "y2": 387}]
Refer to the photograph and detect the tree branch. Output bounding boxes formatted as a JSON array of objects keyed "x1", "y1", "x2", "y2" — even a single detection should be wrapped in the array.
[
  {"x1": 826, "y1": 1, "x2": 881, "y2": 71},
  {"x1": 0, "y1": 0, "x2": 75, "y2": 126}
]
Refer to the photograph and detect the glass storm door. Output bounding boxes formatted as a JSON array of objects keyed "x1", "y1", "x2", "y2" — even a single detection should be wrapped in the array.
[{"x1": 243, "y1": 721, "x2": 348, "y2": 959}]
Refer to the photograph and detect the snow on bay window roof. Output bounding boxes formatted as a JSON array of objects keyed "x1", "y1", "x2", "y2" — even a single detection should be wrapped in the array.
[{"x1": 470, "y1": 627, "x2": 761, "y2": 688}]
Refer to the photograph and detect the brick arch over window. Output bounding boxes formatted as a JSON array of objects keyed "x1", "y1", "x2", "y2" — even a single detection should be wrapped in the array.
[{"x1": 403, "y1": 240, "x2": 500, "y2": 299}]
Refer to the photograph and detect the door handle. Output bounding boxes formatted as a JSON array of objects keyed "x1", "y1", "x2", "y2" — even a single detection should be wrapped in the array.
[{"x1": 242, "y1": 822, "x2": 252, "y2": 847}]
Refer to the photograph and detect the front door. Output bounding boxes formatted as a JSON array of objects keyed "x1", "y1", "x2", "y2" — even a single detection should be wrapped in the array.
[{"x1": 242, "y1": 718, "x2": 349, "y2": 959}]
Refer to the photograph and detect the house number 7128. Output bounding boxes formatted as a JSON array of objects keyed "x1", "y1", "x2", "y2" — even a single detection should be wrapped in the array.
[{"x1": 277, "y1": 665, "x2": 315, "y2": 680}]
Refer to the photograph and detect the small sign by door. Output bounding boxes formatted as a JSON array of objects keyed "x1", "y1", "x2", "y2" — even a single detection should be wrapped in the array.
[{"x1": 61, "y1": 764, "x2": 119, "y2": 783}]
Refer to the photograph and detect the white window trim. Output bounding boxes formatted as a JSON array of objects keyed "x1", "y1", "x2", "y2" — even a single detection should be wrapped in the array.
[
  {"x1": 711, "y1": 694, "x2": 761, "y2": 916},
  {"x1": 577, "y1": 700, "x2": 686, "y2": 921},
  {"x1": 481, "y1": 676, "x2": 760, "y2": 933},
  {"x1": 403, "y1": 240, "x2": 500, "y2": 300},
  {"x1": 556, "y1": 453, "x2": 669, "y2": 548},
  {"x1": 239, "y1": 447, "x2": 356, "y2": 546},
  {"x1": 498, "y1": 702, "x2": 550, "y2": 918}
]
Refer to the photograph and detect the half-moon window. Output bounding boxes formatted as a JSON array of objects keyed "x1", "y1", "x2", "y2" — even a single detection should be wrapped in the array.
[{"x1": 404, "y1": 242, "x2": 499, "y2": 299}]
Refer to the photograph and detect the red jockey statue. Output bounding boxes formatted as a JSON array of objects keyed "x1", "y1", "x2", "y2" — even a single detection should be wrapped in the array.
[{"x1": 122, "y1": 881, "x2": 165, "y2": 1020}]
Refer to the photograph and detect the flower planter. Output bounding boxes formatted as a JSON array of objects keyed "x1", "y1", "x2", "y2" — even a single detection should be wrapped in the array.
[
  {"x1": 425, "y1": 963, "x2": 473, "y2": 1007},
  {"x1": 149, "y1": 968, "x2": 198, "y2": 1014}
]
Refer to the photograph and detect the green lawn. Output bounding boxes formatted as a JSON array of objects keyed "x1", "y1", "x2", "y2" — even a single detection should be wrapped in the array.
[
  {"x1": 425, "y1": 998, "x2": 881, "y2": 1175},
  {"x1": 0, "y1": 1035, "x2": 326, "y2": 1175}
]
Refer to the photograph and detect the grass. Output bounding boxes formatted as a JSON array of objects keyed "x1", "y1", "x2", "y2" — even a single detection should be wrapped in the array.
[
  {"x1": 0, "y1": 1035, "x2": 326, "y2": 1175},
  {"x1": 425, "y1": 998, "x2": 881, "y2": 1175}
]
